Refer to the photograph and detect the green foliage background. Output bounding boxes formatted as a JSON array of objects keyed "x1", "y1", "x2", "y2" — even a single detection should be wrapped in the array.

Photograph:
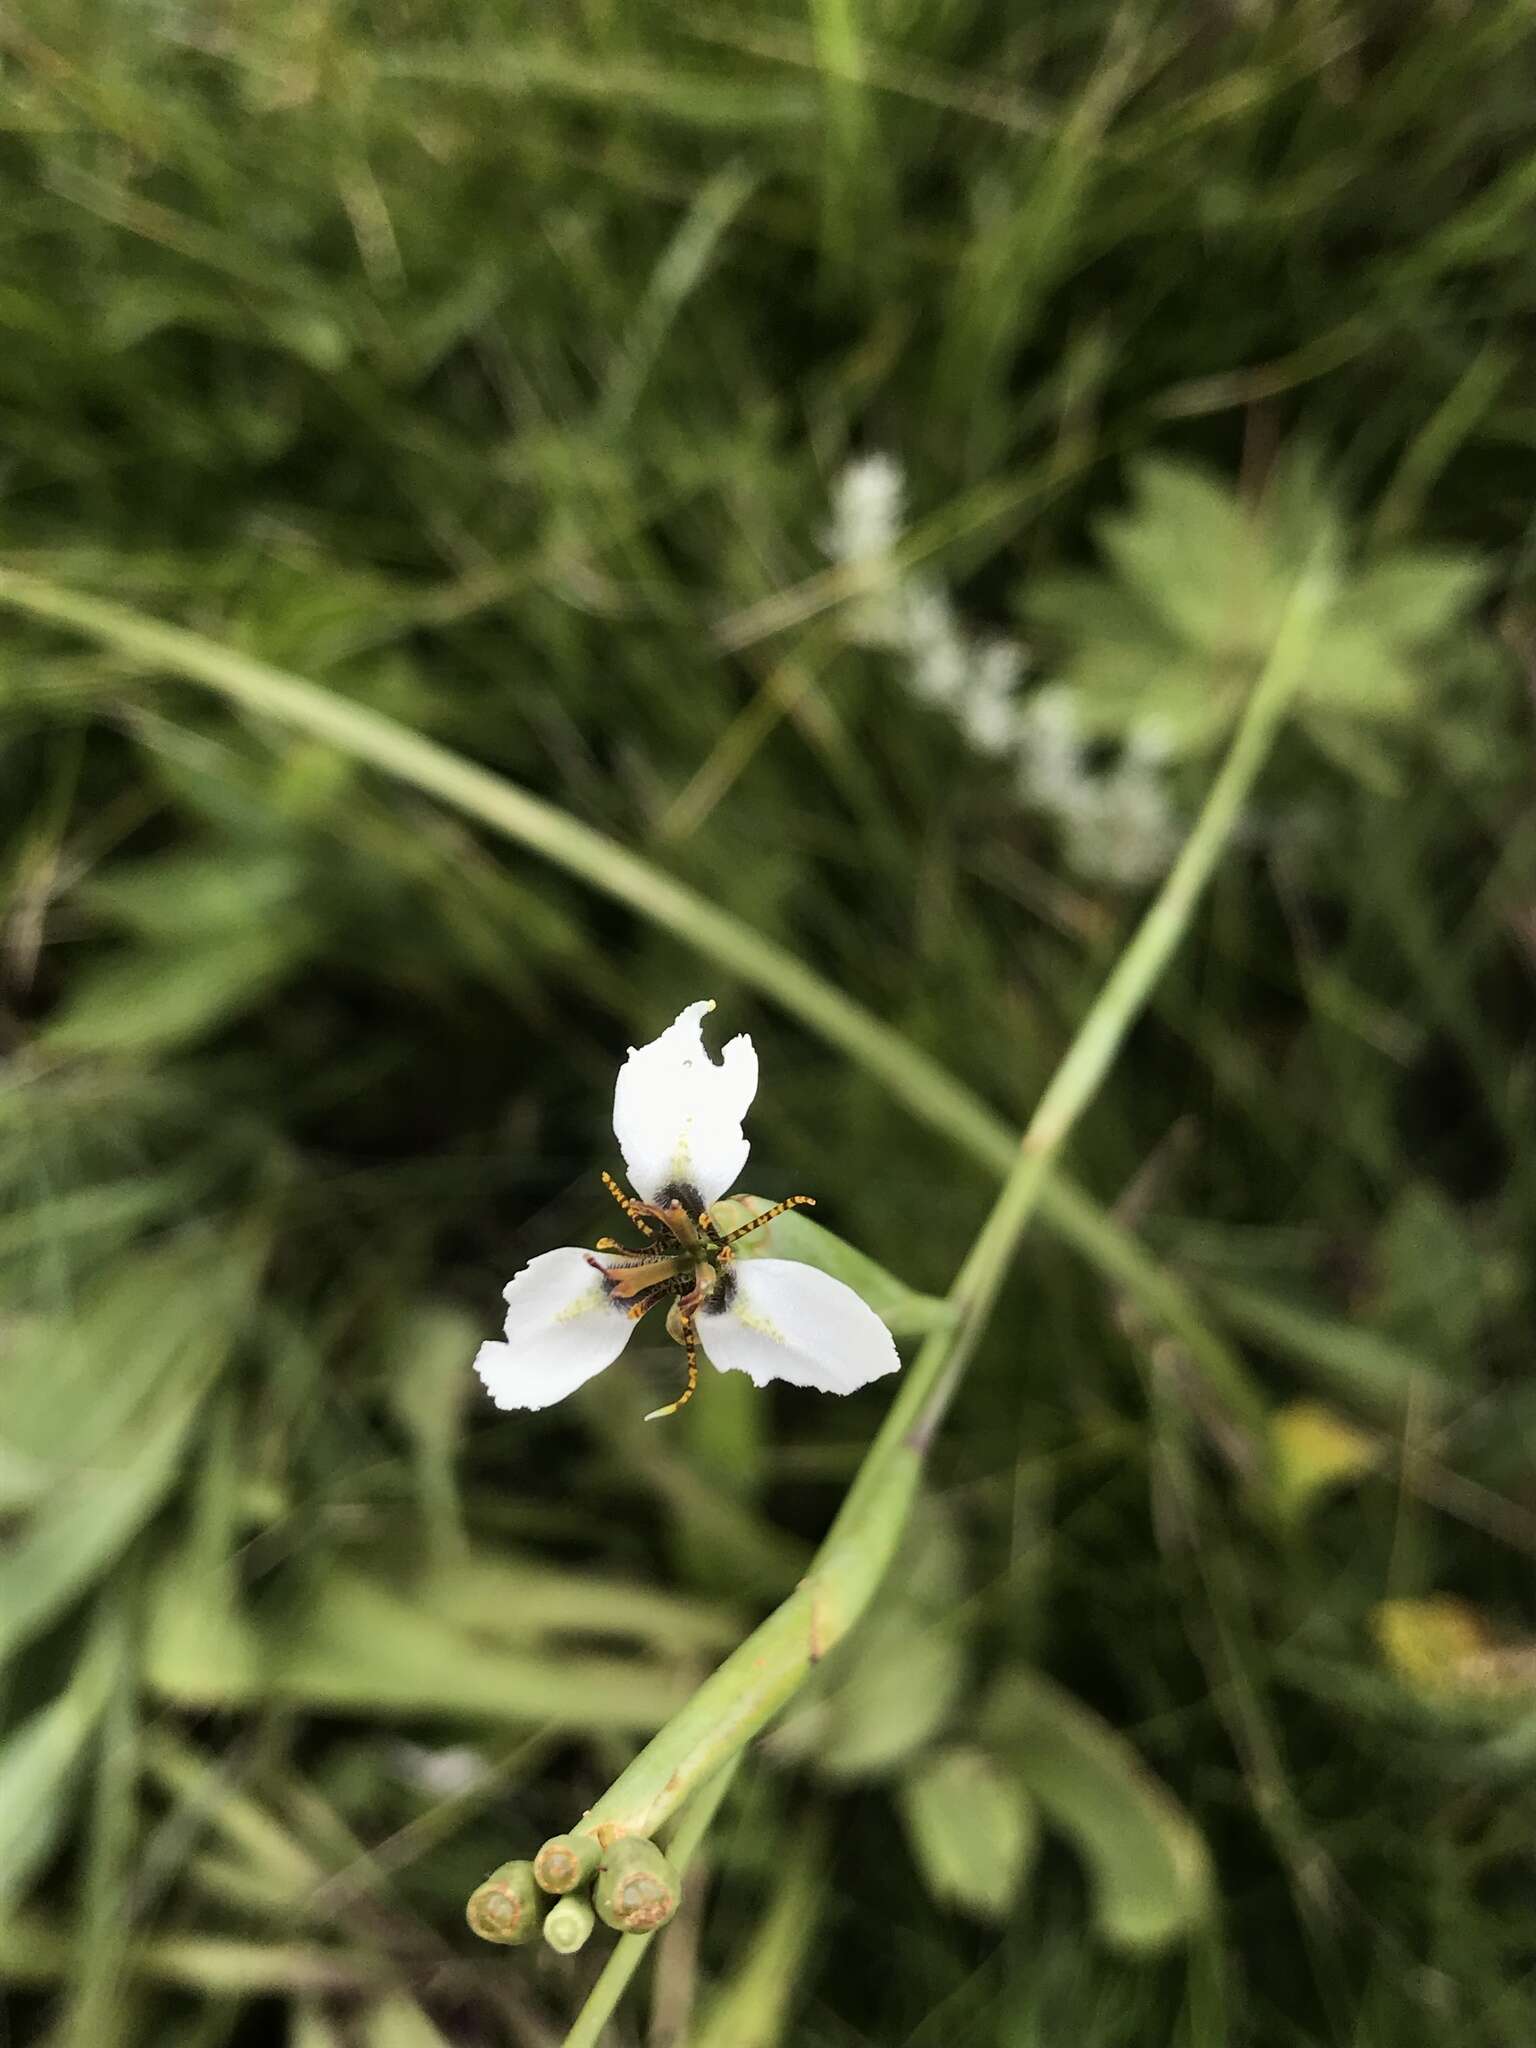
[{"x1": 3, "y1": 3, "x2": 1535, "y2": 2043}]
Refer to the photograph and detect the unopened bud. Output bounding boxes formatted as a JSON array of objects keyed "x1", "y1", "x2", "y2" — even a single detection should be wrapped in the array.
[
  {"x1": 533, "y1": 1830, "x2": 601, "y2": 1895},
  {"x1": 543, "y1": 1893, "x2": 596, "y2": 1954},
  {"x1": 593, "y1": 1836, "x2": 682, "y2": 1935},
  {"x1": 465, "y1": 1860, "x2": 543, "y2": 1946}
]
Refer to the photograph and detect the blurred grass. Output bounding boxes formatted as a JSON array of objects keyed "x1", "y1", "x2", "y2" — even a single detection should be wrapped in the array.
[{"x1": 2, "y1": 2, "x2": 1536, "y2": 2044}]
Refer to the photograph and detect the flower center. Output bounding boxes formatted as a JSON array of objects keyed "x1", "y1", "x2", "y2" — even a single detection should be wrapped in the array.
[
  {"x1": 589, "y1": 1189, "x2": 727, "y2": 1328},
  {"x1": 590, "y1": 1175, "x2": 818, "y2": 1422}
]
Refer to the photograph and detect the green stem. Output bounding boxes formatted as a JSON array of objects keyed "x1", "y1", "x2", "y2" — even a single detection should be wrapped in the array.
[
  {"x1": 685, "y1": 1813, "x2": 826, "y2": 2048},
  {"x1": 564, "y1": 565, "x2": 1329, "y2": 1845},
  {"x1": 0, "y1": 1916, "x2": 391, "y2": 1994},
  {"x1": 0, "y1": 565, "x2": 1263, "y2": 1433},
  {"x1": 561, "y1": 1756, "x2": 742, "y2": 2048}
]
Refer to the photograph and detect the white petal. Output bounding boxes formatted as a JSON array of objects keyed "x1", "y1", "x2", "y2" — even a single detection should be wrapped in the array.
[
  {"x1": 612, "y1": 999, "x2": 758, "y2": 1208},
  {"x1": 699, "y1": 1258, "x2": 901, "y2": 1394},
  {"x1": 474, "y1": 1248, "x2": 634, "y2": 1412}
]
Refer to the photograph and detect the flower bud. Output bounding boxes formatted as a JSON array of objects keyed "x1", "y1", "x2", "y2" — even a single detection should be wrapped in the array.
[
  {"x1": 593, "y1": 1836, "x2": 682, "y2": 1935},
  {"x1": 533, "y1": 1830, "x2": 601, "y2": 1895},
  {"x1": 465, "y1": 1860, "x2": 544, "y2": 1946},
  {"x1": 543, "y1": 1894, "x2": 596, "y2": 1954}
]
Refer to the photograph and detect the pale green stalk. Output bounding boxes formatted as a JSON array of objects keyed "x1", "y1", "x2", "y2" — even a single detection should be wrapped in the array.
[
  {"x1": 554, "y1": 564, "x2": 1329, "y2": 1847},
  {"x1": 561, "y1": 1756, "x2": 742, "y2": 2048},
  {"x1": 0, "y1": 1916, "x2": 391, "y2": 1993},
  {"x1": 0, "y1": 566, "x2": 1263, "y2": 1433}
]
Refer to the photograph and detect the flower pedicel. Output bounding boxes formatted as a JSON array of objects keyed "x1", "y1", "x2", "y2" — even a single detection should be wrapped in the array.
[{"x1": 474, "y1": 1001, "x2": 901, "y2": 1419}]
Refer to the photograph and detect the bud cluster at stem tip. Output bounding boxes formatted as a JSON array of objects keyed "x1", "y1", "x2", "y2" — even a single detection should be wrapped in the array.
[{"x1": 467, "y1": 1831, "x2": 684, "y2": 1955}]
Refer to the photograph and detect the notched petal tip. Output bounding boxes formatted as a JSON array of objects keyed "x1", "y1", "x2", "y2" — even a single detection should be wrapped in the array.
[
  {"x1": 473, "y1": 1340, "x2": 512, "y2": 1401},
  {"x1": 612, "y1": 999, "x2": 759, "y2": 1209},
  {"x1": 625, "y1": 997, "x2": 715, "y2": 1059}
]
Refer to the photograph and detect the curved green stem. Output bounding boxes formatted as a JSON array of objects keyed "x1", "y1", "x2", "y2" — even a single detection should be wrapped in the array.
[
  {"x1": 0, "y1": 565, "x2": 1263, "y2": 1432},
  {"x1": 563, "y1": 565, "x2": 1328, "y2": 1845},
  {"x1": 0, "y1": 557, "x2": 1325, "y2": 2042}
]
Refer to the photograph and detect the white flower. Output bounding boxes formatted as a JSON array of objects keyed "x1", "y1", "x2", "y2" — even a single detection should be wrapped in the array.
[
  {"x1": 825, "y1": 453, "x2": 906, "y2": 564},
  {"x1": 1059, "y1": 759, "x2": 1182, "y2": 886},
  {"x1": 1014, "y1": 682, "x2": 1087, "y2": 805},
  {"x1": 474, "y1": 1001, "x2": 902, "y2": 1419},
  {"x1": 903, "y1": 585, "x2": 970, "y2": 704},
  {"x1": 390, "y1": 1742, "x2": 488, "y2": 1797},
  {"x1": 958, "y1": 639, "x2": 1028, "y2": 756},
  {"x1": 828, "y1": 457, "x2": 913, "y2": 651},
  {"x1": 820, "y1": 457, "x2": 1183, "y2": 891}
]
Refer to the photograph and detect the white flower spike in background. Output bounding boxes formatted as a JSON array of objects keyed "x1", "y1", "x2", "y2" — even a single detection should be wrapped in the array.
[
  {"x1": 474, "y1": 1000, "x2": 902, "y2": 1419},
  {"x1": 824, "y1": 452, "x2": 1183, "y2": 887}
]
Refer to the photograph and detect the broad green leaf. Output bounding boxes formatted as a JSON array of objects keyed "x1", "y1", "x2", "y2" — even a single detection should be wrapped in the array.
[
  {"x1": 1373, "y1": 1598, "x2": 1536, "y2": 1715},
  {"x1": 1027, "y1": 572, "x2": 1165, "y2": 652},
  {"x1": 1097, "y1": 459, "x2": 1277, "y2": 653},
  {"x1": 1342, "y1": 552, "x2": 1488, "y2": 645},
  {"x1": 0, "y1": 1389, "x2": 208, "y2": 1669},
  {"x1": 0, "y1": 1239, "x2": 255, "y2": 1664},
  {"x1": 144, "y1": 1560, "x2": 694, "y2": 1731},
  {"x1": 62, "y1": 1601, "x2": 139, "y2": 2048},
  {"x1": 415, "y1": 1547, "x2": 739, "y2": 1657},
  {"x1": 1208, "y1": 1278, "x2": 1451, "y2": 1420},
  {"x1": 1066, "y1": 640, "x2": 1238, "y2": 756},
  {"x1": 0, "y1": 1911, "x2": 388, "y2": 1993},
  {"x1": 78, "y1": 848, "x2": 302, "y2": 939},
  {"x1": 1372, "y1": 1183, "x2": 1485, "y2": 1360},
  {"x1": 1300, "y1": 711, "x2": 1406, "y2": 793},
  {"x1": 810, "y1": 1609, "x2": 965, "y2": 1780},
  {"x1": 42, "y1": 927, "x2": 302, "y2": 1056},
  {"x1": 143, "y1": 1728, "x2": 320, "y2": 1902},
  {"x1": 358, "y1": 2000, "x2": 455, "y2": 2048},
  {"x1": 1270, "y1": 1400, "x2": 1382, "y2": 1520},
  {"x1": 383, "y1": 1303, "x2": 477, "y2": 1562},
  {"x1": 983, "y1": 1668, "x2": 1211, "y2": 1950},
  {"x1": 0, "y1": 1168, "x2": 213, "y2": 1275},
  {"x1": 897, "y1": 1746, "x2": 1039, "y2": 1922},
  {"x1": 688, "y1": 1825, "x2": 824, "y2": 2048},
  {"x1": 290, "y1": 2006, "x2": 345, "y2": 2048},
  {"x1": 769, "y1": 1503, "x2": 966, "y2": 1780},
  {"x1": 141, "y1": 1402, "x2": 266, "y2": 1709},
  {"x1": 712, "y1": 1196, "x2": 950, "y2": 1337},
  {"x1": 1304, "y1": 626, "x2": 1423, "y2": 721},
  {"x1": 1257, "y1": 441, "x2": 1348, "y2": 573},
  {"x1": 0, "y1": 1618, "x2": 118, "y2": 1912},
  {"x1": 0, "y1": 1243, "x2": 250, "y2": 1499}
]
